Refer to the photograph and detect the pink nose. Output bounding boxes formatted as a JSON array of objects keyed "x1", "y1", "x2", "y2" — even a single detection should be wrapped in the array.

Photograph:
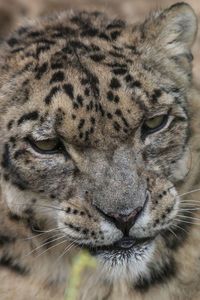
[
  {"x1": 103, "y1": 207, "x2": 143, "y2": 235},
  {"x1": 109, "y1": 209, "x2": 140, "y2": 222}
]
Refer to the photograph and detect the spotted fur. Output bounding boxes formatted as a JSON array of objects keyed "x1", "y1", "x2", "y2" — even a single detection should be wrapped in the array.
[{"x1": 0, "y1": 2, "x2": 200, "y2": 300}]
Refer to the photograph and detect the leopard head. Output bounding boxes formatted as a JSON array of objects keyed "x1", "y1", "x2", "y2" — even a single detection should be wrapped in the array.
[{"x1": 0, "y1": 2, "x2": 197, "y2": 283}]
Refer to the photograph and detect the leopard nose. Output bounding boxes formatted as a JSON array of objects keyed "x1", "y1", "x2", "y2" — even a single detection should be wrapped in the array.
[{"x1": 97, "y1": 207, "x2": 143, "y2": 235}]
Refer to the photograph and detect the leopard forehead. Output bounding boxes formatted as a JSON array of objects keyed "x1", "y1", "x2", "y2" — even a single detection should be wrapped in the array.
[{"x1": 0, "y1": 10, "x2": 189, "y2": 147}]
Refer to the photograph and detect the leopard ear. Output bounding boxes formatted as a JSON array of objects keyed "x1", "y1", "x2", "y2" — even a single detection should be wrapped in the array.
[{"x1": 142, "y1": 2, "x2": 197, "y2": 56}]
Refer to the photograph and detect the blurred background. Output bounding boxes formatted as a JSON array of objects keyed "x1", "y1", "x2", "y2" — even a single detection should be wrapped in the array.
[{"x1": 0, "y1": 0, "x2": 199, "y2": 85}]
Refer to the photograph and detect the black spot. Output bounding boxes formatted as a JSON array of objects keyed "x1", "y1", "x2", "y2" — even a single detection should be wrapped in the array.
[
  {"x1": 51, "y1": 62, "x2": 63, "y2": 69},
  {"x1": 85, "y1": 131, "x2": 90, "y2": 142},
  {"x1": 90, "y1": 54, "x2": 105, "y2": 62},
  {"x1": 80, "y1": 211, "x2": 85, "y2": 216},
  {"x1": 113, "y1": 121, "x2": 121, "y2": 131},
  {"x1": 109, "y1": 51, "x2": 123, "y2": 58},
  {"x1": 151, "y1": 89, "x2": 162, "y2": 103},
  {"x1": 122, "y1": 117, "x2": 129, "y2": 127},
  {"x1": 28, "y1": 31, "x2": 42, "y2": 38},
  {"x1": 112, "y1": 68, "x2": 127, "y2": 75},
  {"x1": 8, "y1": 212, "x2": 21, "y2": 222},
  {"x1": 72, "y1": 114, "x2": 76, "y2": 120},
  {"x1": 17, "y1": 111, "x2": 39, "y2": 125},
  {"x1": 63, "y1": 84, "x2": 74, "y2": 100},
  {"x1": 107, "y1": 62, "x2": 127, "y2": 68},
  {"x1": 91, "y1": 44, "x2": 100, "y2": 51},
  {"x1": 115, "y1": 109, "x2": 122, "y2": 116},
  {"x1": 73, "y1": 103, "x2": 79, "y2": 110},
  {"x1": 7, "y1": 38, "x2": 18, "y2": 47},
  {"x1": 0, "y1": 236, "x2": 15, "y2": 246},
  {"x1": 84, "y1": 88, "x2": 90, "y2": 96},
  {"x1": 51, "y1": 26, "x2": 76, "y2": 38},
  {"x1": 153, "y1": 219, "x2": 160, "y2": 227},
  {"x1": 106, "y1": 20, "x2": 125, "y2": 30},
  {"x1": 81, "y1": 28, "x2": 98, "y2": 37},
  {"x1": 14, "y1": 149, "x2": 27, "y2": 160},
  {"x1": 98, "y1": 103, "x2": 105, "y2": 117},
  {"x1": 36, "y1": 45, "x2": 50, "y2": 58},
  {"x1": 11, "y1": 47, "x2": 24, "y2": 54},
  {"x1": 90, "y1": 117, "x2": 95, "y2": 125},
  {"x1": 45, "y1": 86, "x2": 61, "y2": 105},
  {"x1": 4, "y1": 174, "x2": 9, "y2": 181},
  {"x1": 114, "y1": 95, "x2": 120, "y2": 103},
  {"x1": 17, "y1": 27, "x2": 28, "y2": 35},
  {"x1": 50, "y1": 71, "x2": 65, "y2": 84},
  {"x1": 135, "y1": 257, "x2": 176, "y2": 292},
  {"x1": 131, "y1": 81, "x2": 142, "y2": 88},
  {"x1": 82, "y1": 229, "x2": 89, "y2": 235},
  {"x1": 90, "y1": 127, "x2": 94, "y2": 134},
  {"x1": 80, "y1": 78, "x2": 89, "y2": 85},
  {"x1": 74, "y1": 226, "x2": 81, "y2": 232},
  {"x1": 110, "y1": 78, "x2": 121, "y2": 89},
  {"x1": 35, "y1": 62, "x2": 48, "y2": 80},
  {"x1": 66, "y1": 207, "x2": 71, "y2": 213},
  {"x1": 95, "y1": 104, "x2": 99, "y2": 112},
  {"x1": 110, "y1": 31, "x2": 121, "y2": 40},
  {"x1": 12, "y1": 181, "x2": 28, "y2": 191},
  {"x1": 78, "y1": 119, "x2": 85, "y2": 130},
  {"x1": 77, "y1": 95, "x2": 83, "y2": 106},
  {"x1": 1, "y1": 144, "x2": 10, "y2": 169},
  {"x1": 22, "y1": 79, "x2": 30, "y2": 86},
  {"x1": 125, "y1": 74, "x2": 133, "y2": 82},
  {"x1": 98, "y1": 32, "x2": 110, "y2": 41},
  {"x1": 107, "y1": 91, "x2": 114, "y2": 101},
  {"x1": 87, "y1": 100, "x2": 94, "y2": 111},
  {"x1": 7, "y1": 120, "x2": 14, "y2": 130},
  {"x1": 107, "y1": 112, "x2": 112, "y2": 119},
  {"x1": 0, "y1": 255, "x2": 28, "y2": 276},
  {"x1": 34, "y1": 38, "x2": 55, "y2": 45},
  {"x1": 68, "y1": 40, "x2": 90, "y2": 51}
]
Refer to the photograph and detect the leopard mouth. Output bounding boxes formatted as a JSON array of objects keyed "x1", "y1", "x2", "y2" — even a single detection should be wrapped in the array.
[{"x1": 82, "y1": 236, "x2": 154, "y2": 255}]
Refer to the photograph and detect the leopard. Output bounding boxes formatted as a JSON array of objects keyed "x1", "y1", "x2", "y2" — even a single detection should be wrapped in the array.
[{"x1": 0, "y1": 2, "x2": 200, "y2": 299}]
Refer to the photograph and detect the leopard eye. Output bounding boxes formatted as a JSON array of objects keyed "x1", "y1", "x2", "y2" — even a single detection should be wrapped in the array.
[
  {"x1": 141, "y1": 115, "x2": 168, "y2": 140},
  {"x1": 145, "y1": 115, "x2": 165, "y2": 129},
  {"x1": 29, "y1": 138, "x2": 63, "y2": 154}
]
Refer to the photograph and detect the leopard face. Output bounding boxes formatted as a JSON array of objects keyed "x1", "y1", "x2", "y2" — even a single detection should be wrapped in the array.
[{"x1": 0, "y1": 3, "x2": 197, "y2": 283}]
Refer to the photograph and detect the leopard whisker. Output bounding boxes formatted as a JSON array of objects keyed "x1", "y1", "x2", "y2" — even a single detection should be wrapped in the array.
[
  {"x1": 15, "y1": 202, "x2": 65, "y2": 212},
  {"x1": 55, "y1": 239, "x2": 79, "y2": 263},
  {"x1": 22, "y1": 227, "x2": 63, "y2": 241},
  {"x1": 180, "y1": 200, "x2": 200, "y2": 203},
  {"x1": 30, "y1": 225, "x2": 66, "y2": 234},
  {"x1": 35, "y1": 238, "x2": 69, "y2": 259},
  {"x1": 176, "y1": 215, "x2": 200, "y2": 221},
  {"x1": 25, "y1": 234, "x2": 66, "y2": 257},
  {"x1": 178, "y1": 188, "x2": 200, "y2": 197},
  {"x1": 168, "y1": 227, "x2": 179, "y2": 239},
  {"x1": 178, "y1": 208, "x2": 200, "y2": 212},
  {"x1": 170, "y1": 223, "x2": 188, "y2": 234},
  {"x1": 174, "y1": 218, "x2": 199, "y2": 225},
  {"x1": 180, "y1": 203, "x2": 200, "y2": 206}
]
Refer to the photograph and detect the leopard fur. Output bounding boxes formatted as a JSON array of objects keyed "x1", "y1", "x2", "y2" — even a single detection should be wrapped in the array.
[{"x1": 0, "y1": 2, "x2": 200, "y2": 299}]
